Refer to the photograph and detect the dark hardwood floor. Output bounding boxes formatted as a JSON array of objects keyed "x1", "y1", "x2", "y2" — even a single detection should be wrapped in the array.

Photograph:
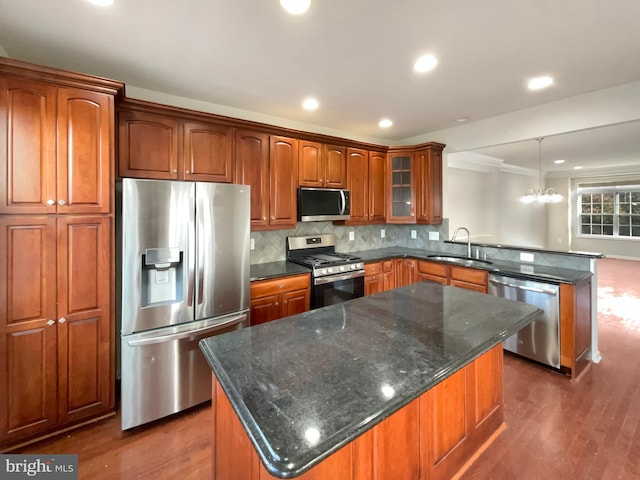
[{"x1": 13, "y1": 258, "x2": 640, "y2": 479}]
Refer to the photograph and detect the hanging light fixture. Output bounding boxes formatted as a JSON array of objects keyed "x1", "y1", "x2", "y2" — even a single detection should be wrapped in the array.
[{"x1": 520, "y1": 137, "x2": 563, "y2": 204}]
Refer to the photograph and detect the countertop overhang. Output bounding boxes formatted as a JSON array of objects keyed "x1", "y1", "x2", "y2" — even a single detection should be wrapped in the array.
[{"x1": 199, "y1": 282, "x2": 542, "y2": 478}]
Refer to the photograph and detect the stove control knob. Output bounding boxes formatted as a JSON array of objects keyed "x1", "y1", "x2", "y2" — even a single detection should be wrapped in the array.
[
  {"x1": 351, "y1": 264, "x2": 357, "y2": 270},
  {"x1": 321, "y1": 268, "x2": 327, "y2": 275},
  {"x1": 339, "y1": 266, "x2": 346, "y2": 272}
]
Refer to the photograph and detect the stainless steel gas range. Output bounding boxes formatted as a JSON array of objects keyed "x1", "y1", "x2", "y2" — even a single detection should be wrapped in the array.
[{"x1": 286, "y1": 234, "x2": 365, "y2": 309}]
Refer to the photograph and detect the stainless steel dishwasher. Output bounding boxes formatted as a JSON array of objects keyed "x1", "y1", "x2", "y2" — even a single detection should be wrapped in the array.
[{"x1": 488, "y1": 274, "x2": 560, "y2": 369}]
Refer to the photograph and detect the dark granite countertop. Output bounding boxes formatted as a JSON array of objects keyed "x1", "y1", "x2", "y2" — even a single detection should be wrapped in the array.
[
  {"x1": 354, "y1": 247, "x2": 593, "y2": 284},
  {"x1": 250, "y1": 261, "x2": 311, "y2": 281},
  {"x1": 199, "y1": 282, "x2": 542, "y2": 478}
]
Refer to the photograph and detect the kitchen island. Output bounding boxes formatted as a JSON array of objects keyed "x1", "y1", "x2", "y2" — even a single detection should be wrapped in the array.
[{"x1": 199, "y1": 282, "x2": 542, "y2": 479}]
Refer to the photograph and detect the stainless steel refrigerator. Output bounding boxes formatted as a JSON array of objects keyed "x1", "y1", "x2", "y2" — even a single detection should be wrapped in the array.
[{"x1": 118, "y1": 179, "x2": 250, "y2": 430}]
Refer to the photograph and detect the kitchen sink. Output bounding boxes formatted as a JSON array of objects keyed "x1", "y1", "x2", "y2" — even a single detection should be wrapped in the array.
[{"x1": 427, "y1": 255, "x2": 494, "y2": 268}]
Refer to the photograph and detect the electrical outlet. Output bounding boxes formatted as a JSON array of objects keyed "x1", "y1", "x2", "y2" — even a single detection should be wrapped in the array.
[
  {"x1": 250, "y1": 238, "x2": 255, "y2": 250},
  {"x1": 520, "y1": 252, "x2": 535, "y2": 262},
  {"x1": 411, "y1": 230, "x2": 417, "y2": 239},
  {"x1": 380, "y1": 229, "x2": 385, "y2": 238},
  {"x1": 428, "y1": 231, "x2": 439, "y2": 241},
  {"x1": 349, "y1": 231, "x2": 355, "y2": 241}
]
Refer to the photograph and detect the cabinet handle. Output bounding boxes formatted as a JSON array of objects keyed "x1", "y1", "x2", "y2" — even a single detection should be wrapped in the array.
[
  {"x1": 58, "y1": 199, "x2": 66, "y2": 206},
  {"x1": 185, "y1": 170, "x2": 191, "y2": 175},
  {"x1": 58, "y1": 317, "x2": 66, "y2": 323},
  {"x1": 47, "y1": 319, "x2": 55, "y2": 326},
  {"x1": 46, "y1": 199, "x2": 55, "y2": 206}
]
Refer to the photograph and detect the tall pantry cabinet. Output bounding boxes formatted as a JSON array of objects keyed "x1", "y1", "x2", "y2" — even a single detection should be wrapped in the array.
[{"x1": 0, "y1": 58, "x2": 123, "y2": 450}]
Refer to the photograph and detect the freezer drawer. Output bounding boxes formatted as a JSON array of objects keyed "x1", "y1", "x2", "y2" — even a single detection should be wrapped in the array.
[{"x1": 121, "y1": 311, "x2": 248, "y2": 430}]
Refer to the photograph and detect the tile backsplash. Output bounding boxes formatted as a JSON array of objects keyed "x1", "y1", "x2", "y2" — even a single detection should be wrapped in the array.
[{"x1": 250, "y1": 218, "x2": 594, "y2": 272}]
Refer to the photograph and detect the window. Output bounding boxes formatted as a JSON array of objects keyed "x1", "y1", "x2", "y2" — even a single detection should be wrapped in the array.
[{"x1": 578, "y1": 183, "x2": 640, "y2": 238}]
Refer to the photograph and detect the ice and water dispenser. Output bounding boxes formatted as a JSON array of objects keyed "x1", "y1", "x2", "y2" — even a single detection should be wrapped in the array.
[{"x1": 140, "y1": 247, "x2": 184, "y2": 307}]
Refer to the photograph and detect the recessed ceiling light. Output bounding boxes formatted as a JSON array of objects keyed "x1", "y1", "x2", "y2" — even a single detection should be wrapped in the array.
[
  {"x1": 528, "y1": 76, "x2": 554, "y2": 90},
  {"x1": 554, "y1": 159, "x2": 565, "y2": 164},
  {"x1": 378, "y1": 119, "x2": 393, "y2": 128},
  {"x1": 87, "y1": 0, "x2": 113, "y2": 5},
  {"x1": 455, "y1": 117, "x2": 469, "y2": 123},
  {"x1": 574, "y1": 166, "x2": 583, "y2": 170},
  {"x1": 302, "y1": 98, "x2": 318, "y2": 110},
  {"x1": 414, "y1": 54, "x2": 438, "y2": 73},
  {"x1": 280, "y1": 0, "x2": 311, "y2": 15}
]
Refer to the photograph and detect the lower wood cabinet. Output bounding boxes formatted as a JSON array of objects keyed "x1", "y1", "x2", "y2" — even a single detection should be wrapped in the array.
[
  {"x1": 418, "y1": 260, "x2": 488, "y2": 293},
  {"x1": 250, "y1": 274, "x2": 311, "y2": 326},
  {"x1": 0, "y1": 215, "x2": 113, "y2": 450}
]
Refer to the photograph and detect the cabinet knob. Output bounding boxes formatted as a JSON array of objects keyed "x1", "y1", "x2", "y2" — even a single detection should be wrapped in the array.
[
  {"x1": 284, "y1": 300, "x2": 288, "y2": 304},
  {"x1": 271, "y1": 216, "x2": 275, "y2": 220},
  {"x1": 47, "y1": 319, "x2": 55, "y2": 326},
  {"x1": 263, "y1": 216, "x2": 267, "y2": 221},
  {"x1": 185, "y1": 170, "x2": 191, "y2": 175},
  {"x1": 58, "y1": 317, "x2": 66, "y2": 323},
  {"x1": 58, "y1": 199, "x2": 66, "y2": 206},
  {"x1": 46, "y1": 199, "x2": 56, "y2": 206},
  {"x1": 279, "y1": 284, "x2": 284, "y2": 289},
  {"x1": 172, "y1": 169, "x2": 178, "y2": 174},
  {"x1": 275, "y1": 302, "x2": 279, "y2": 306}
]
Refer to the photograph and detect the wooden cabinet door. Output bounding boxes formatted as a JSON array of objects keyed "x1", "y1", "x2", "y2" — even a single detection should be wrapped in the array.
[
  {"x1": 0, "y1": 216, "x2": 58, "y2": 445},
  {"x1": 118, "y1": 110, "x2": 179, "y2": 180},
  {"x1": 56, "y1": 216, "x2": 112, "y2": 424},
  {"x1": 235, "y1": 130, "x2": 269, "y2": 228},
  {"x1": 183, "y1": 121, "x2": 233, "y2": 182},
  {"x1": 387, "y1": 153, "x2": 415, "y2": 223},
  {"x1": 346, "y1": 148, "x2": 369, "y2": 223},
  {"x1": 368, "y1": 151, "x2": 386, "y2": 223},
  {"x1": 0, "y1": 77, "x2": 57, "y2": 214},
  {"x1": 449, "y1": 266, "x2": 487, "y2": 293},
  {"x1": 324, "y1": 144, "x2": 346, "y2": 188},
  {"x1": 298, "y1": 140, "x2": 323, "y2": 187},
  {"x1": 282, "y1": 289, "x2": 310, "y2": 317},
  {"x1": 250, "y1": 294, "x2": 281, "y2": 326},
  {"x1": 57, "y1": 88, "x2": 113, "y2": 214},
  {"x1": 395, "y1": 258, "x2": 417, "y2": 287},
  {"x1": 415, "y1": 147, "x2": 443, "y2": 225},
  {"x1": 269, "y1": 136, "x2": 298, "y2": 227}
]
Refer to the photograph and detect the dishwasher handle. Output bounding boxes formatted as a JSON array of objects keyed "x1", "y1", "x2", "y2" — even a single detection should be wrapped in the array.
[
  {"x1": 489, "y1": 278, "x2": 558, "y2": 296},
  {"x1": 127, "y1": 313, "x2": 247, "y2": 347}
]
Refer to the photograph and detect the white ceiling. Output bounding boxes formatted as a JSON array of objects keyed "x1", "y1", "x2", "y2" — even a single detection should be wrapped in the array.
[{"x1": 1, "y1": 0, "x2": 640, "y2": 168}]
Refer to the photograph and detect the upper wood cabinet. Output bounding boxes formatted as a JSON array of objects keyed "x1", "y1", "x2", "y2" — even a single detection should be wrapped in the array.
[
  {"x1": 298, "y1": 141, "x2": 346, "y2": 188},
  {"x1": 0, "y1": 77, "x2": 114, "y2": 214},
  {"x1": 344, "y1": 148, "x2": 386, "y2": 225},
  {"x1": 234, "y1": 131, "x2": 298, "y2": 230},
  {"x1": 234, "y1": 130, "x2": 269, "y2": 228},
  {"x1": 387, "y1": 143, "x2": 444, "y2": 225},
  {"x1": 118, "y1": 108, "x2": 233, "y2": 183}
]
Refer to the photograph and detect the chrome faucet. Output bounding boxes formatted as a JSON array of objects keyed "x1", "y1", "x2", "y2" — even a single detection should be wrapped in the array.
[{"x1": 451, "y1": 227, "x2": 471, "y2": 258}]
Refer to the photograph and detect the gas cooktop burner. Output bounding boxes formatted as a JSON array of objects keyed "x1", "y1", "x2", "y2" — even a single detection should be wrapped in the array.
[{"x1": 286, "y1": 234, "x2": 365, "y2": 278}]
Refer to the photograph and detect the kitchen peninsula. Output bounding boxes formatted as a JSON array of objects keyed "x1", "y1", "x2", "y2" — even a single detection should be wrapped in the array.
[{"x1": 199, "y1": 282, "x2": 542, "y2": 479}]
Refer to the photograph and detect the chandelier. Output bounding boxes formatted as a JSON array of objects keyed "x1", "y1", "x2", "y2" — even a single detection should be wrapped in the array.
[{"x1": 520, "y1": 137, "x2": 563, "y2": 204}]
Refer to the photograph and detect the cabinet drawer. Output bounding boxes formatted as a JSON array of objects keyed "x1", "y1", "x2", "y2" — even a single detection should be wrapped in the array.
[
  {"x1": 365, "y1": 262, "x2": 382, "y2": 276},
  {"x1": 449, "y1": 266, "x2": 487, "y2": 285},
  {"x1": 417, "y1": 260, "x2": 448, "y2": 277},
  {"x1": 382, "y1": 260, "x2": 393, "y2": 272},
  {"x1": 251, "y1": 273, "x2": 310, "y2": 298}
]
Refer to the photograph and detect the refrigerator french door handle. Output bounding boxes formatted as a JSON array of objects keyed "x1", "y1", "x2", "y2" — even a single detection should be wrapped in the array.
[
  {"x1": 196, "y1": 200, "x2": 205, "y2": 305},
  {"x1": 126, "y1": 314, "x2": 248, "y2": 347}
]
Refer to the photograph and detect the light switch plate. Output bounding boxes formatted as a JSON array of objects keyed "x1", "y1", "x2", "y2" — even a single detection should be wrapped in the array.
[
  {"x1": 380, "y1": 229, "x2": 385, "y2": 238},
  {"x1": 428, "y1": 231, "x2": 439, "y2": 241},
  {"x1": 250, "y1": 238, "x2": 255, "y2": 250},
  {"x1": 349, "y1": 231, "x2": 355, "y2": 241},
  {"x1": 411, "y1": 230, "x2": 417, "y2": 239},
  {"x1": 520, "y1": 252, "x2": 535, "y2": 262}
]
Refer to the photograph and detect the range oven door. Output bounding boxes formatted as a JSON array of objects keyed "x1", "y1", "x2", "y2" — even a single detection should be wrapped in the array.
[{"x1": 312, "y1": 271, "x2": 365, "y2": 309}]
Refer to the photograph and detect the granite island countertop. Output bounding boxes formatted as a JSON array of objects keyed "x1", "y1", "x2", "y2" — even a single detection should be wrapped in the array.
[{"x1": 199, "y1": 282, "x2": 542, "y2": 478}]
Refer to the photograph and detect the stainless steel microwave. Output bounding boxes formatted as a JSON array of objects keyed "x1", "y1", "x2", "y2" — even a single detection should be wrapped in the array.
[{"x1": 297, "y1": 187, "x2": 350, "y2": 222}]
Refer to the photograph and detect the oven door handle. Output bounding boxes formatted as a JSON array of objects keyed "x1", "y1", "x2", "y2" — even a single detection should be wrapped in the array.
[{"x1": 314, "y1": 271, "x2": 365, "y2": 285}]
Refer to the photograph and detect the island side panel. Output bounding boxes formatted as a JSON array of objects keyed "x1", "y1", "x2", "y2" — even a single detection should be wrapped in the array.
[{"x1": 210, "y1": 344, "x2": 505, "y2": 480}]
